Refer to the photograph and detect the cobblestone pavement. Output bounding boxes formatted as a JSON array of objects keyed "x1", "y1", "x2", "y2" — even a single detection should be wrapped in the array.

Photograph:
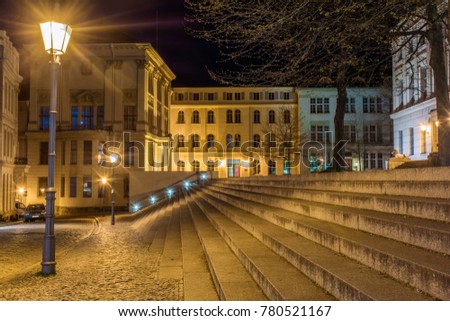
[{"x1": 0, "y1": 216, "x2": 182, "y2": 301}]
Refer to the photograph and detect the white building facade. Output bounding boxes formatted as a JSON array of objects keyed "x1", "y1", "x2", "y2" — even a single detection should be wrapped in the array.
[
  {"x1": 299, "y1": 88, "x2": 393, "y2": 171},
  {"x1": 0, "y1": 31, "x2": 22, "y2": 220}
]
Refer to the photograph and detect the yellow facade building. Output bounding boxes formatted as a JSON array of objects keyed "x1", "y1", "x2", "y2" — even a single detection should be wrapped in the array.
[{"x1": 170, "y1": 87, "x2": 301, "y2": 178}]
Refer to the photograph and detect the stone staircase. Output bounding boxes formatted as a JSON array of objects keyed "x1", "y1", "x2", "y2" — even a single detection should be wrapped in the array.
[{"x1": 132, "y1": 168, "x2": 450, "y2": 301}]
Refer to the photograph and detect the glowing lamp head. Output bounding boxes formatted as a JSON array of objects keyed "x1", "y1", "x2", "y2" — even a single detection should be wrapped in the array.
[
  {"x1": 132, "y1": 204, "x2": 140, "y2": 212},
  {"x1": 110, "y1": 154, "x2": 118, "y2": 164},
  {"x1": 150, "y1": 196, "x2": 157, "y2": 204},
  {"x1": 420, "y1": 124, "x2": 427, "y2": 132},
  {"x1": 167, "y1": 188, "x2": 174, "y2": 197},
  {"x1": 40, "y1": 21, "x2": 72, "y2": 55},
  {"x1": 101, "y1": 178, "x2": 107, "y2": 184},
  {"x1": 19, "y1": 187, "x2": 25, "y2": 195},
  {"x1": 184, "y1": 181, "x2": 190, "y2": 189},
  {"x1": 200, "y1": 173, "x2": 208, "y2": 180}
]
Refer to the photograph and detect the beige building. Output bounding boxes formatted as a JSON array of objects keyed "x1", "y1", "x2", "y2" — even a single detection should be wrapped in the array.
[
  {"x1": 170, "y1": 87, "x2": 301, "y2": 178},
  {"x1": 23, "y1": 43, "x2": 175, "y2": 213},
  {"x1": 0, "y1": 31, "x2": 22, "y2": 220}
]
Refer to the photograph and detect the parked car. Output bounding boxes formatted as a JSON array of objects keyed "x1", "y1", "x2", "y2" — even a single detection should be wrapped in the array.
[
  {"x1": 15, "y1": 201, "x2": 26, "y2": 219},
  {"x1": 23, "y1": 204, "x2": 46, "y2": 222}
]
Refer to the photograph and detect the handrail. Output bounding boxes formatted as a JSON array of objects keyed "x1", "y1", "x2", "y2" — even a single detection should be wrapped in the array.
[{"x1": 130, "y1": 171, "x2": 211, "y2": 212}]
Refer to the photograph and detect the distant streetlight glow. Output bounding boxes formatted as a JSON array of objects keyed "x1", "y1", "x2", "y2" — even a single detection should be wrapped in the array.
[
  {"x1": 150, "y1": 196, "x2": 157, "y2": 204},
  {"x1": 101, "y1": 177, "x2": 107, "y2": 185}
]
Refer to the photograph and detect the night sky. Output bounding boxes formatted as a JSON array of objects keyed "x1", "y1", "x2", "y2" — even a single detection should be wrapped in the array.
[{"x1": 0, "y1": 0, "x2": 220, "y2": 88}]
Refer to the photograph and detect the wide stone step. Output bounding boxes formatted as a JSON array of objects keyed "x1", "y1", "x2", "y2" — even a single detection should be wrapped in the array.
[
  {"x1": 187, "y1": 191, "x2": 335, "y2": 301},
  {"x1": 200, "y1": 187, "x2": 450, "y2": 300},
  {"x1": 194, "y1": 189, "x2": 434, "y2": 301},
  {"x1": 183, "y1": 192, "x2": 267, "y2": 300},
  {"x1": 224, "y1": 179, "x2": 450, "y2": 200},
  {"x1": 179, "y1": 196, "x2": 219, "y2": 300},
  {"x1": 212, "y1": 181, "x2": 450, "y2": 223},
  {"x1": 208, "y1": 184, "x2": 450, "y2": 255}
]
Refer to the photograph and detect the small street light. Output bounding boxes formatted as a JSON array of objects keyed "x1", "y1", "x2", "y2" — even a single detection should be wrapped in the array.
[
  {"x1": 40, "y1": 19, "x2": 72, "y2": 275},
  {"x1": 110, "y1": 154, "x2": 118, "y2": 225}
]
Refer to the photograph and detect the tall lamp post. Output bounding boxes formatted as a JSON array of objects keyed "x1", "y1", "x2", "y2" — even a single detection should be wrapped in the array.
[{"x1": 40, "y1": 21, "x2": 72, "y2": 274}]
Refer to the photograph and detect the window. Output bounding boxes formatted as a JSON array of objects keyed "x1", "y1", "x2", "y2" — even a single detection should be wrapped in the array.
[
  {"x1": 177, "y1": 111, "x2": 185, "y2": 123},
  {"x1": 284, "y1": 110, "x2": 291, "y2": 124},
  {"x1": 225, "y1": 93, "x2": 233, "y2": 100},
  {"x1": 61, "y1": 141, "x2": 66, "y2": 165},
  {"x1": 268, "y1": 160, "x2": 276, "y2": 175},
  {"x1": 84, "y1": 141, "x2": 92, "y2": 165},
  {"x1": 124, "y1": 106, "x2": 137, "y2": 130},
  {"x1": 283, "y1": 92, "x2": 291, "y2": 100},
  {"x1": 235, "y1": 134, "x2": 241, "y2": 147},
  {"x1": 192, "y1": 110, "x2": 200, "y2": 124},
  {"x1": 409, "y1": 128, "x2": 414, "y2": 155},
  {"x1": 193, "y1": 93, "x2": 200, "y2": 101},
  {"x1": 97, "y1": 106, "x2": 104, "y2": 129},
  {"x1": 38, "y1": 177, "x2": 47, "y2": 196},
  {"x1": 192, "y1": 160, "x2": 200, "y2": 172},
  {"x1": 399, "y1": 130, "x2": 404, "y2": 154},
  {"x1": 207, "y1": 160, "x2": 215, "y2": 171},
  {"x1": 71, "y1": 106, "x2": 79, "y2": 129},
  {"x1": 70, "y1": 177, "x2": 77, "y2": 197},
  {"x1": 252, "y1": 92, "x2": 260, "y2": 100},
  {"x1": 207, "y1": 134, "x2": 215, "y2": 148},
  {"x1": 60, "y1": 177, "x2": 65, "y2": 198},
  {"x1": 83, "y1": 176, "x2": 92, "y2": 198},
  {"x1": 310, "y1": 98, "x2": 330, "y2": 113},
  {"x1": 377, "y1": 153, "x2": 384, "y2": 169},
  {"x1": 191, "y1": 134, "x2": 200, "y2": 148},
  {"x1": 376, "y1": 97, "x2": 383, "y2": 113},
  {"x1": 235, "y1": 110, "x2": 241, "y2": 123},
  {"x1": 364, "y1": 125, "x2": 378, "y2": 143},
  {"x1": 345, "y1": 98, "x2": 355, "y2": 113},
  {"x1": 207, "y1": 110, "x2": 214, "y2": 124},
  {"x1": 253, "y1": 134, "x2": 261, "y2": 148},
  {"x1": 268, "y1": 92, "x2": 275, "y2": 100},
  {"x1": 39, "y1": 107, "x2": 49, "y2": 130},
  {"x1": 253, "y1": 110, "x2": 260, "y2": 123},
  {"x1": 40, "y1": 142, "x2": 48, "y2": 165},
  {"x1": 226, "y1": 110, "x2": 233, "y2": 123},
  {"x1": 364, "y1": 153, "x2": 383, "y2": 170},
  {"x1": 226, "y1": 134, "x2": 233, "y2": 148},
  {"x1": 344, "y1": 125, "x2": 356, "y2": 142},
  {"x1": 177, "y1": 135, "x2": 185, "y2": 148},
  {"x1": 235, "y1": 92, "x2": 242, "y2": 100},
  {"x1": 70, "y1": 140, "x2": 77, "y2": 164},
  {"x1": 177, "y1": 160, "x2": 185, "y2": 171},
  {"x1": 81, "y1": 106, "x2": 94, "y2": 129},
  {"x1": 207, "y1": 93, "x2": 215, "y2": 101},
  {"x1": 369, "y1": 97, "x2": 376, "y2": 113},
  {"x1": 177, "y1": 93, "x2": 184, "y2": 101},
  {"x1": 269, "y1": 110, "x2": 275, "y2": 124},
  {"x1": 311, "y1": 125, "x2": 330, "y2": 143}
]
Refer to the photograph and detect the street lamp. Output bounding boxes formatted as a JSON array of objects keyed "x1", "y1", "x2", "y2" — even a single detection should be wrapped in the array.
[
  {"x1": 110, "y1": 154, "x2": 118, "y2": 225},
  {"x1": 18, "y1": 187, "x2": 25, "y2": 202},
  {"x1": 40, "y1": 20, "x2": 72, "y2": 275}
]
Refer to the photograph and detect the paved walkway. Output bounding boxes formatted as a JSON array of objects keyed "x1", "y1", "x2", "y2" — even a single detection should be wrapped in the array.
[{"x1": 0, "y1": 216, "x2": 182, "y2": 301}]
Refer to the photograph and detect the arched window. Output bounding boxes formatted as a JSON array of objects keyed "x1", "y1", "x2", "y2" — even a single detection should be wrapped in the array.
[
  {"x1": 269, "y1": 110, "x2": 275, "y2": 124},
  {"x1": 207, "y1": 160, "x2": 215, "y2": 171},
  {"x1": 192, "y1": 110, "x2": 200, "y2": 123},
  {"x1": 177, "y1": 134, "x2": 185, "y2": 148},
  {"x1": 192, "y1": 160, "x2": 200, "y2": 172},
  {"x1": 177, "y1": 160, "x2": 185, "y2": 171},
  {"x1": 207, "y1": 110, "x2": 214, "y2": 124},
  {"x1": 268, "y1": 159, "x2": 276, "y2": 175},
  {"x1": 253, "y1": 134, "x2": 261, "y2": 148},
  {"x1": 226, "y1": 134, "x2": 233, "y2": 148},
  {"x1": 235, "y1": 109, "x2": 241, "y2": 123},
  {"x1": 253, "y1": 110, "x2": 260, "y2": 123},
  {"x1": 284, "y1": 110, "x2": 291, "y2": 124},
  {"x1": 177, "y1": 111, "x2": 185, "y2": 123},
  {"x1": 207, "y1": 134, "x2": 215, "y2": 148},
  {"x1": 226, "y1": 110, "x2": 233, "y2": 123},
  {"x1": 191, "y1": 134, "x2": 200, "y2": 148},
  {"x1": 235, "y1": 134, "x2": 241, "y2": 147}
]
